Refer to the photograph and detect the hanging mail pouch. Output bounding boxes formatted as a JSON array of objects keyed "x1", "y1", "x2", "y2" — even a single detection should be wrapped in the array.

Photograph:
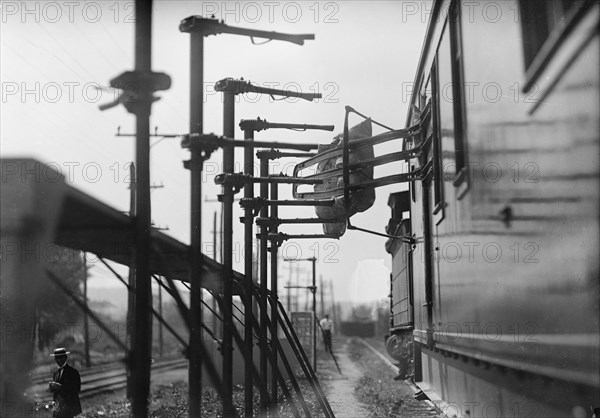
[
  {"x1": 311, "y1": 118, "x2": 375, "y2": 236},
  {"x1": 294, "y1": 105, "x2": 426, "y2": 239}
]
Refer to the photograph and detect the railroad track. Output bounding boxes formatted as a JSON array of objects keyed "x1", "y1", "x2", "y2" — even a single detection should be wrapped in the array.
[{"x1": 27, "y1": 357, "x2": 188, "y2": 402}]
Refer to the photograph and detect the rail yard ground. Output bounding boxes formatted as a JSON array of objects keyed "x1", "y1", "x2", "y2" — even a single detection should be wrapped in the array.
[
  {"x1": 45, "y1": 337, "x2": 442, "y2": 417},
  {"x1": 318, "y1": 338, "x2": 442, "y2": 418}
]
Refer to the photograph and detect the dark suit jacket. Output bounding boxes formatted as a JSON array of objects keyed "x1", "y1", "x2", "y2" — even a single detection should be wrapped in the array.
[{"x1": 51, "y1": 364, "x2": 82, "y2": 418}]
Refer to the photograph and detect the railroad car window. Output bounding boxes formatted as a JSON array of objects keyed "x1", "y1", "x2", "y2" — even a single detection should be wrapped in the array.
[
  {"x1": 433, "y1": 3, "x2": 469, "y2": 200},
  {"x1": 420, "y1": 75, "x2": 432, "y2": 139},
  {"x1": 437, "y1": 21, "x2": 455, "y2": 187},
  {"x1": 449, "y1": 1, "x2": 467, "y2": 184},
  {"x1": 430, "y1": 58, "x2": 444, "y2": 216},
  {"x1": 519, "y1": 0, "x2": 583, "y2": 69},
  {"x1": 412, "y1": 75, "x2": 432, "y2": 204}
]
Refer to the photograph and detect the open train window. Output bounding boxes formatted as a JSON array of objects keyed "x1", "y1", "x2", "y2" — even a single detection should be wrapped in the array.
[
  {"x1": 448, "y1": 1, "x2": 468, "y2": 191},
  {"x1": 412, "y1": 75, "x2": 432, "y2": 205},
  {"x1": 519, "y1": 0, "x2": 592, "y2": 90},
  {"x1": 430, "y1": 59, "x2": 445, "y2": 224},
  {"x1": 520, "y1": 0, "x2": 580, "y2": 68},
  {"x1": 432, "y1": 2, "x2": 469, "y2": 205}
]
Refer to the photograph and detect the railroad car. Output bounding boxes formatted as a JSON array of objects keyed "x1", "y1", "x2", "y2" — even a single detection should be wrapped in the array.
[{"x1": 385, "y1": 1, "x2": 599, "y2": 416}]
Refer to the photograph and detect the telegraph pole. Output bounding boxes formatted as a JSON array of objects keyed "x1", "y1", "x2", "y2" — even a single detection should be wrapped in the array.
[
  {"x1": 158, "y1": 277, "x2": 163, "y2": 357},
  {"x1": 330, "y1": 281, "x2": 338, "y2": 326},
  {"x1": 311, "y1": 257, "x2": 317, "y2": 371},
  {"x1": 130, "y1": 2, "x2": 164, "y2": 415},
  {"x1": 212, "y1": 211, "x2": 219, "y2": 338},
  {"x1": 126, "y1": 163, "x2": 136, "y2": 398},
  {"x1": 284, "y1": 256, "x2": 317, "y2": 370},
  {"x1": 287, "y1": 264, "x2": 292, "y2": 312},
  {"x1": 83, "y1": 253, "x2": 90, "y2": 368},
  {"x1": 320, "y1": 275, "x2": 325, "y2": 318}
]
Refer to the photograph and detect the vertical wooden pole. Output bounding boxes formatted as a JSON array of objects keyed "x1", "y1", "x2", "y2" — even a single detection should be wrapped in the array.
[
  {"x1": 287, "y1": 264, "x2": 292, "y2": 312},
  {"x1": 83, "y1": 253, "x2": 91, "y2": 368},
  {"x1": 221, "y1": 92, "x2": 235, "y2": 416},
  {"x1": 295, "y1": 264, "x2": 300, "y2": 312},
  {"x1": 126, "y1": 162, "x2": 136, "y2": 398},
  {"x1": 212, "y1": 212, "x2": 219, "y2": 339},
  {"x1": 132, "y1": 1, "x2": 153, "y2": 416},
  {"x1": 188, "y1": 28, "x2": 205, "y2": 418},
  {"x1": 311, "y1": 258, "x2": 317, "y2": 372},
  {"x1": 319, "y1": 275, "x2": 325, "y2": 318},
  {"x1": 158, "y1": 278, "x2": 163, "y2": 357},
  {"x1": 259, "y1": 156, "x2": 269, "y2": 410},
  {"x1": 330, "y1": 281, "x2": 339, "y2": 328},
  {"x1": 243, "y1": 128, "x2": 255, "y2": 416},
  {"x1": 270, "y1": 182, "x2": 279, "y2": 402}
]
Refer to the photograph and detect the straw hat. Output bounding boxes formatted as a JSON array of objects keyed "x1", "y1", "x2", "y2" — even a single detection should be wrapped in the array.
[{"x1": 50, "y1": 347, "x2": 70, "y2": 357}]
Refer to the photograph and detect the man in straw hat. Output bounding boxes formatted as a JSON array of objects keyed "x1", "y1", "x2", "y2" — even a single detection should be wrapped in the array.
[{"x1": 48, "y1": 347, "x2": 82, "y2": 418}]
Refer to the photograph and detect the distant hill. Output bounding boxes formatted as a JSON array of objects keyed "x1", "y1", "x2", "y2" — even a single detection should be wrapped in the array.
[
  {"x1": 87, "y1": 286, "x2": 128, "y2": 319},
  {"x1": 87, "y1": 286, "x2": 388, "y2": 325}
]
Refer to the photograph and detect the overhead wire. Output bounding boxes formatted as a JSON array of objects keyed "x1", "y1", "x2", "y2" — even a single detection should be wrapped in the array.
[
  {"x1": 2, "y1": 42, "x2": 104, "y2": 144},
  {"x1": 2, "y1": 39, "x2": 134, "y2": 189},
  {"x1": 98, "y1": 20, "x2": 131, "y2": 62},
  {"x1": 24, "y1": 23, "x2": 137, "y2": 160},
  {"x1": 4, "y1": 11, "x2": 200, "y2": 249},
  {"x1": 72, "y1": 20, "x2": 123, "y2": 73},
  {"x1": 37, "y1": 22, "x2": 101, "y2": 81},
  {"x1": 1, "y1": 41, "x2": 56, "y2": 80}
]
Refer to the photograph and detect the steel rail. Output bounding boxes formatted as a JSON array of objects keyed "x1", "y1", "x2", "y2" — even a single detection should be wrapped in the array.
[{"x1": 29, "y1": 358, "x2": 188, "y2": 408}]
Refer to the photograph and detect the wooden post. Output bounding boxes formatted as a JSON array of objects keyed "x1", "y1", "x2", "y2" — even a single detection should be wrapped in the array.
[
  {"x1": 83, "y1": 253, "x2": 91, "y2": 368},
  {"x1": 131, "y1": 1, "x2": 154, "y2": 415},
  {"x1": 126, "y1": 162, "x2": 136, "y2": 399}
]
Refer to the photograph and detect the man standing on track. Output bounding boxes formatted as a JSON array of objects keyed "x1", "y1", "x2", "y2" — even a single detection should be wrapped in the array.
[
  {"x1": 319, "y1": 314, "x2": 335, "y2": 353},
  {"x1": 49, "y1": 347, "x2": 82, "y2": 418}
]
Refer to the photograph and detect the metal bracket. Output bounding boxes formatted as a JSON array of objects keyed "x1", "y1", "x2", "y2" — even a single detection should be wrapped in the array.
[
  {"x1": 255, "y1": 148, "x2": 317, "y2": 161},
  {"x1": 215, "y1": 77, "x2": 254, "y2": 95},
  {"x1": 255, "y1": 217, "x2": 279, "y2": 229},
  {"x1": 291, "y1": 119, "x2": 424, "y2": 200},
  {"x1": 256, "y1": 149, "x2": 283, "y2": 160},
  {"x1": 256, "y1": 216, "x2": 345, "y2": 227},
  {"x1": 215, "y1": 78, "x2": 322, "y2": 101},
  {"x1": 179, "y1": 15, "x2": 314, "y2": 45},
  {"x1": 283, "y1": 284, "x2": 317, "y2": 293},
  {"x1": 182, "y1": 133, "x2": 318, "y2": 152},
  {"x1": 267, "y1": 232, "x2": 289, "y2": 246},
  {"x1": 240, "y1": 117, "x2": 335, "y2": 132},
  {"x1": 214, "y1": 173, "x2": 323, "y2": 187},
  {"x1": 181, "y1": 133, "x2": 220, "y2": 168},
  {"x1": 240, "y1": 197, "x2": 267, "y2": 213},
  {"x1": 115, "y1": 126, "x2": 180, "y2": 139},
  {"x1": 240, "y1": 117, "x2": 269, "y2": 132},
  {"x1": 268, "y1": 232, "x2": 340, "y2": 245},
  {"x1": 181, "y1": 133, "x2": 225, "y2": 151},
  {"x1": 293, "y1": 127, "x2": 420, "y2": 176}
]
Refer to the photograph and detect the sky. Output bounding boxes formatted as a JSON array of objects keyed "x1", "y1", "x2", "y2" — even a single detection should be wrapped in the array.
[{"x1": 1, "y1": 1, "x2": 430, "y2": 308}]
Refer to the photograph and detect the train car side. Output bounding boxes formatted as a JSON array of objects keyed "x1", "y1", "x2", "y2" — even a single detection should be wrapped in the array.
[{"x1": 389, "y1": 1, "x2": 599, "y2": 416}]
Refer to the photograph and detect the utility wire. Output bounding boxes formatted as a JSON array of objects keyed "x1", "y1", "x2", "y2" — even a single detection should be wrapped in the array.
[
  {"x1": 98, "y1": 20, "x2": 131, "y2": 62},
  {"x1": 37, "y1": 23, "x2": 100, "y2": 81},
  {"x1": 72, "y1": 21, "x2": 123, "y2": 73}
]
